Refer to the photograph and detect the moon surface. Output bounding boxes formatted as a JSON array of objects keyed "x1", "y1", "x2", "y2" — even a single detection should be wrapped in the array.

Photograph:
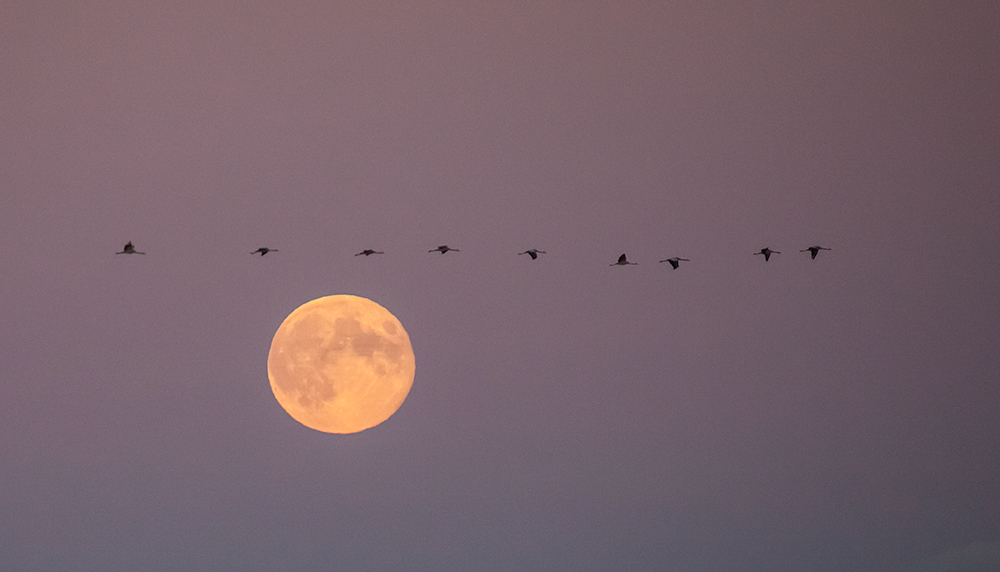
[{"x1": 267, "y1": 295, "x2": 415, "y2": 433}]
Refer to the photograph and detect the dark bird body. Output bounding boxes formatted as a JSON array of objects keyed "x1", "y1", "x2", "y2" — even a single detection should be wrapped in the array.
[
  {"x1": 116, "y1": 241, "x2": 145, "y2": 255},
  {"x1": 252, "y1": 248, "x2": 277, "y2": 256},
  {"x1": 519, "y1": 249, "x2": 546, "y2": 260},
  {"x1": 754, "y1": 247, "x2": 780, "y2": 261},
  {"x1": 659, "y1": 257, "x2": 690, "y2": 269},
  {"x1": 801, "y1": 245, "x2": 831, "y2": 259},
  {"x1": 355, "y1": 249, "x2": 384, "y2": 256},
  {"x1": 429, "y1": 245, "x2": 459, "y2": 254},
  {"x1": 610, "y1": 253, "x2": 637, "y2": 266}
]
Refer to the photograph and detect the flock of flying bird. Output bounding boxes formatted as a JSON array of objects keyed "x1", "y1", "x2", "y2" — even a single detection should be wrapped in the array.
[{"x1": 115, "y1": 242, "x2": 832, "y2": 266}]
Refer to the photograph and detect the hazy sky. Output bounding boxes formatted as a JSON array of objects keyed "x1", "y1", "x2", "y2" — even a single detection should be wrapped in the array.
[{"x1": 2, "y1": 1, "x2": 999, "y2": 570}]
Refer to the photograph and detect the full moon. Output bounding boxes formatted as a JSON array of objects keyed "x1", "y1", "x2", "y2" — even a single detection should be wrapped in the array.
[{"x1": 267, "y1": 295, "x2": 415, "y2": 433}]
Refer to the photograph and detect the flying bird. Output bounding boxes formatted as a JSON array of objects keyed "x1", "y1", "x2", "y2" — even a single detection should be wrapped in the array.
[
  {"x1": 429, "y1": 245, "x2": 459, "y2": 254},
  {"x1": 355, "y1": 249, "x2": 384, "y2": 256},
  {"x1": 610, "y1": 253, "x2": 637, "y2": 266},
  {"x1": 518, "y1": 249, "x2": 546, "y2": 260},
  {"x1": 800, "y1": 245, "x2": 831, "y2": 259},
  {"x1": 659, "y1": 257, "x2": 690, "y2": 269},
  {"x1": 116, "y1": 241, "x2": 145, "y2": 255},
  {"x1": 754, "y1": 247, "x2": 780, "y2": 261},
  {"x1": 252, "y1": 247, "x2": 277, "y2": 256}
]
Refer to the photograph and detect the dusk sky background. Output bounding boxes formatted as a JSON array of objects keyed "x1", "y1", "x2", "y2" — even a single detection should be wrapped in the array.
[{"x1": 2, "y1": 1, "x2": 1000, "y2": 570}]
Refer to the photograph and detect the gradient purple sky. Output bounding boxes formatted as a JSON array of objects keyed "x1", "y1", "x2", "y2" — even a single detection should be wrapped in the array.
[{"x1": 3, "y1": 1, "x2": 1000, "y2": 570}]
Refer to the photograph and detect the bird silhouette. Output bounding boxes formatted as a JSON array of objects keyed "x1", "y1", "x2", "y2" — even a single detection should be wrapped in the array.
[
  {"x1": 116, "y1": 241, "x2": 145, "y2": 255},
  {"x1": 355, "y1": 249, "x2": 384, "y2": 256},
  {"x1": 429, "y1": 245, "x2": 459, "y2": 254},
  {"x1": 754, "y1": 247, "x2": 780, "y2": 261},
  {"x1": 610, "y1": 253, "x2": 637, "y2": 266},
  {"x1": 252, "y1": 248, "x2": 277, "y2": 256},
  {"x1": 800, "y1": 245, "x2": 831, "y2": 259},
  {"x1": 659, "y1": 257, "x2": 690, "y2": 269},
  {"x1": 518, "y1": 249, "x2": 546, "y2": 260}
]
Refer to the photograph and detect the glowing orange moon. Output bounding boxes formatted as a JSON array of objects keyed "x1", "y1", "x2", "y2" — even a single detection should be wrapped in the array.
[{"x1": 267, "y1": 295, "x2": 415, "y2": 433}]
